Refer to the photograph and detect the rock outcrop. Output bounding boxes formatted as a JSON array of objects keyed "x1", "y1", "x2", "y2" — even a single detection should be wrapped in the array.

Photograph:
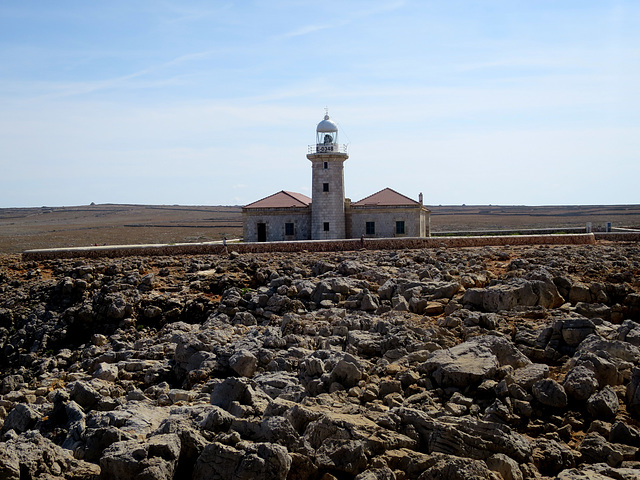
[{"x1": 0, "y1": 242, "x2": 639, "y2": 479}]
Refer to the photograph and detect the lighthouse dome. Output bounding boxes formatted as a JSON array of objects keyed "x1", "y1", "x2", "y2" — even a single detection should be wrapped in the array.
[{"x1": 316, "y1": 114, "x2": 338, "y2": 133}]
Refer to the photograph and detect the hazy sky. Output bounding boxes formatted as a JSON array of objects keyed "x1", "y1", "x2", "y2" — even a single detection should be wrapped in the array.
[{"x1": 1, "y1": 1, "x2": 638, "y2": 207}]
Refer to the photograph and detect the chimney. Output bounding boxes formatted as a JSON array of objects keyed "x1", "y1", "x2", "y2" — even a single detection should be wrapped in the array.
[{"x1": 419, "y1": 192, "x2": 423, "y2": 205}]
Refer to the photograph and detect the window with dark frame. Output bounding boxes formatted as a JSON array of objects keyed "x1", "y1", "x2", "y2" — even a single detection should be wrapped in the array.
[
  {"x1": 323, "y1": 222, "x2": 330, "y2": 231},
  {"x1": 285, "y1": 222, "x2": 294, "y2": 236},
  {"x1": 396, "y1": 221, "x2": 405, "y2": 235},
  {"x1": 323, "y1": 162, "x2": 328, "y2": 169},
  {"x1": 323, "y1": 183, "x2": 329, "y2": 192},
  {"x1": 365, "y1": 221, "x2": 375, "y2": 235}
]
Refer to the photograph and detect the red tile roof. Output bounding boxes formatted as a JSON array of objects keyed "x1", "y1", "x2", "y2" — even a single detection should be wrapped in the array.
[
  {"x1": 352, "y1": 188, "x2": 420, "y2": 207},
  {"x1": 244, "y1": 190, "x2": 312, "y2": 209}
]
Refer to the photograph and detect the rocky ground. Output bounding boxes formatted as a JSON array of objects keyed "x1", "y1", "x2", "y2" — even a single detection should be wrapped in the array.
[{"x1": 0, "y1": 242, "x2": 639, "y2": 480}]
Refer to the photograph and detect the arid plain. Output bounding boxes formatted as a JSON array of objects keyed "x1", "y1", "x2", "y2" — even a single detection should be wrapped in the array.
[{"x1": 1, "y1": 204, "x2": 640, "y2": 254}]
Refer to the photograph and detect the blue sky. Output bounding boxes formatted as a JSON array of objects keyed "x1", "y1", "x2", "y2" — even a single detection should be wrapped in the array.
[{"x1": 1, "y1": 1, "x2": 638, "y2": 207}]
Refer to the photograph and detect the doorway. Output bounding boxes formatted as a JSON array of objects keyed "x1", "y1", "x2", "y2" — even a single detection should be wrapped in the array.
[{"x1": 257, "y1": 223, "x2": 267, "y2": 242}]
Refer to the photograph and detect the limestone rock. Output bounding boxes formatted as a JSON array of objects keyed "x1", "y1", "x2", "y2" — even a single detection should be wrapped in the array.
[
  {"x1": 586, "y1": 386, "x2": 619, "y2": 420},
  {"x1": 0, "y1": 430, "x2": 100, "y2": 480},
  {"x1": 563, "y1": 365, "x2": 599, "y2": 401},
  {"x1": 100, "y1": 434, "x2": 181, "y2": 480},
  {"x1": 421, "y1": 343, "x2": 499, "y2": 388},
  {"x1": 193, "y1": 441, "x2": 291, "y2": 480},
  {"x1": 416, "y1": 454, "x2": 499, "y2": 480},
  {"x1": 532, "y1": 379, "x2": 568, "y2": 408},
  {"x1": 2, "y1": 403, "x2": 39, "y2": 433},
  {"x1": 229, "y1": 349, "x2": 258, "y2": 377}
]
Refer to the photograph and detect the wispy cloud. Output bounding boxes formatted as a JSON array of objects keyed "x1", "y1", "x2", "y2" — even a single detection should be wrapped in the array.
[
  {"x1": 279, "y1": 0, "x2": 405, "y2": 39},
  {"x1": 280, "y1": 23, "x2": 334, "y2": 38}
]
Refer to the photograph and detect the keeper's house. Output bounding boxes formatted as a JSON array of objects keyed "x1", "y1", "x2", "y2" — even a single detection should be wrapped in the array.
[{"x1": 242, "y1": 113, "x2": 430, "y2": 242}]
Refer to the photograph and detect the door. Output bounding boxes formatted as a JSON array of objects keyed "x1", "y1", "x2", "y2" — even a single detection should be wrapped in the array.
[{"x1": 257, "y1": 223, "x2": 267, "y2": 242}]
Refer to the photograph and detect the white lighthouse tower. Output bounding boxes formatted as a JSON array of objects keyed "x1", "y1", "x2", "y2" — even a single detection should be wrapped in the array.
[{"x1": 307, "y1": 112, "x2": 349, "y2": 240}]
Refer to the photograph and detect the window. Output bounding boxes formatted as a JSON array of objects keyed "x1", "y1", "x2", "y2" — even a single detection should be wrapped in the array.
[
  {"x1": 365, "y1": 222, "x2": 375, "y2": 235},
  {"x1": 396, "y1": 221, "x2": 405, "y2": 235},
  {"x1": 323, "y1": 162, "x2": 328, "y2": 169},
  {"x1": 285, "y1": 222, "x2": 294, "y2": 236},
  {"x1": 323, "y1": 183, "x2": 329, "y2": 192},
  {"x1": 323, "y1": 222, "x2": 330, "y2": 231}
]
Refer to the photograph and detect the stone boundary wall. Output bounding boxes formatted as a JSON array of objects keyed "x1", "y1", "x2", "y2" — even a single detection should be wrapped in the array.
[
  {"x1": 594, "y1": 232, "x2": 640, "y2": 242},
  {"x1": 21, "y1": 233, "x2": 605, "y2": 261}
]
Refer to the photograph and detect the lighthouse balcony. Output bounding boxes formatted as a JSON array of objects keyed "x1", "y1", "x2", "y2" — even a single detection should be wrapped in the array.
[{"x1": 308, "y1": 144, "x2": 348, "y2": 154}]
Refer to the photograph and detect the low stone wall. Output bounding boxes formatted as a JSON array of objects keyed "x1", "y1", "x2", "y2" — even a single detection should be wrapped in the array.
[
  {"x1": 22, "y1": 233, "x2": 600, "y2": 261},
  {"x1": 594, "y1": 232, "x2": 640, "y2": 242}
]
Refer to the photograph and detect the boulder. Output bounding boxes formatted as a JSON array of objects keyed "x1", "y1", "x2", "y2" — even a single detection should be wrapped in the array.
[
  {"x1": 507, "y1": 363, "x2": 549, "y2": 391},
  {"x1": 330, "y1": 359, "x2": 363, "y2": 388},
  {"x1": 532, "y1": 379, "x2": 568, "y2": 408},
  {"x1": 532, "y1": 438, "x2": 576, "y2": 476},
  {"x1": 486, "y1": 453, "x2": 523, "y2": 480},
  {"x1": 354, "y1": 467, "x2": 397, "y2": 480},
  {"x1": 393, "y1": 407, "x2": 532, "y2": 462},
  {"x1": 586, "y1": 386, "x2": 619, "y2": 420},
  {"x1": 209, "y1": 377, "x2": 272, "y2": 415},
  {"x1": 578, "y1": 432, "x2": 623, "y2": 467},
  {"x1": 193, "y1": 441, "x2": 291, "y2": 480},
  {"x1": 422, "y1": 343, "x2": 499, "y2": 387},
  {"x1": 561, "y1": 318, "x2": 596, "y2": 347},
  {"x1": 2, "y1": 403, "x2": 39, "y2": 433},
  {"x1": 416, "y1": 454, "x2": 498, "y2": 480},
  {"x1": 563, "y1": 365, "x2": 599, "y2": 401},
  {"x1": 609, "y1": 421, "x2": 640, "y2": 447},
  {"x1": 100, "y1": 434, "x2": 181, "y2": 480},
  {"x1": 94, "y1": 362, "x2": 119, "y2": 382},
  {"x1": 465, "y1": 279, "x2": 538, "y2": 312},
  {"x1": 0, "y1": 430, "x2": 100, "y2": 479},
  {"x1": 229, "y1": 349, "x2": 258, "y2": 377}
]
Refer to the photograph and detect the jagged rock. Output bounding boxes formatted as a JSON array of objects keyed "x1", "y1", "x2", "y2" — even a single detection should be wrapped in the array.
[
  {"x1": 486, "y1": 453, "x2": 523, "y2": 480},
  {"x1": 393, "y1": 407, "x2": 532, "y2": 462},
  {"x1": 609, "y1": 421, "x2": 640, "y2": 447},
  {"x1": 192, "y1": 441, "x2": 291, "y2": 480},
  {"x1": 532, "y1": 378, "x2": 568, "y2": 408},
  {"x1": 84, "y1": 425, "x2": 137, "y2": 462},
  {"x1": 2, "y1": 243, "x2": 640, "y2": 480},
  {"x1": 0, "y1": 430, "x2": 100, "y2": 479},
  {"x1": 94, "y1": 362, "x2": 119, "y2": 382},
  {"x1": 2, "y1": 403, "x2": 39, "y2": 433},
  {"x1": 304, "y1": 411, "x2": 416, "y2": 475},
  {"x1": 209, "y1": 377, "x2": 272, "y2": 415},
  {"x1": 70, "y1": 380, "x2": 103, "y2": 410},
  {"x1": 420, "y1": 342, "x2": 499, "y2": 387},
  {"x1": 330, "y1": 359, "x2": 363, "y2": 388},
  {"x1": 578, "y1": 432, "x2": 623, "y2": 467},
  {"x1": 354, "y1": 467, "x2": 397, "y2": 480},
  {"x1": 507, "y1": 363, "x2": 549, "y2": 391},
  {"x1": 557, "y1": 463, "x2": 640, "y2": 479},
  {"x1": 229, "y1": 349, "x2": 258, "y2": 377},
  {"x1": 563, "y1": 365, "x2": 599, "y2": 401},
  {"x1": 420, "y1": 336, "x2": 529, "y2": 388},
  {"x1": 233, "y1": 311, "x2": 257, "y2": 326},
  {"x1": 561, "y1": 318, "x2": 597, "y2": 347},
  {"x1": 532, "y1": 438, "x2": 576, "y2": 475},
  {"x1": 100, "y1": 433, "x2": 181, "y2": 480},
  {"x1": 464, "y1": 279, "x2": 538, "y2": 312},
  {"x1": 586, "y1": 386, "x2": 619, "y2": 420},
  {"x1": 416, "y1": 454, "x2": 498, "y2": 480}
]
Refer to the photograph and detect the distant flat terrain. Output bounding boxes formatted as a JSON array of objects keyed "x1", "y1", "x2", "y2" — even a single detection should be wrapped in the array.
[{"x1": 1, "y1": 203, "x2": 639, "y2": 254}]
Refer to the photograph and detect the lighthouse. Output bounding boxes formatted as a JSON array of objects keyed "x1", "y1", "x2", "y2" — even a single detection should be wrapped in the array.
[{"x1": 307, "y1": 112, "x2": 349, "y2": 240}]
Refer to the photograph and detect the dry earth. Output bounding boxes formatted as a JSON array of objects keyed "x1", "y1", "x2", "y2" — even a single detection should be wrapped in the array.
[{"x1": 2, "y1": 204, "x2": 640, "y2": 254}]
